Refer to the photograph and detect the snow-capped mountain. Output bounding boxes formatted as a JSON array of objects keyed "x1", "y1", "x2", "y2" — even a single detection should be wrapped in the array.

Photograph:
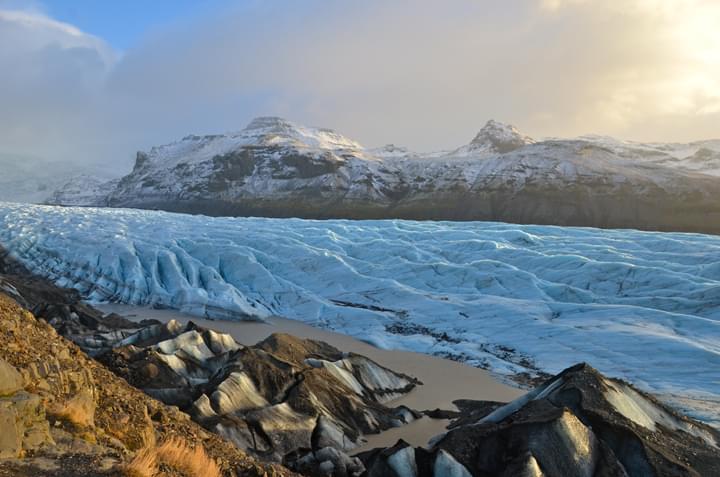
[
  {"x1": 46, "y1": 175, "x2": 119, "y2": 207},
  {"x1": 47, "y1": 117, "x2": 720, "y2": 234}
]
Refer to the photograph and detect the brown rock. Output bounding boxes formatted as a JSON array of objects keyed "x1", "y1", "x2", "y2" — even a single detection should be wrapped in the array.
[
  {"x1": 0, "y1": 359, "x2": 23, "y2": 396},
  {"x1": 0, "y1": 391, "x2": 54, "y2": 458},
  {"x1": 0, "y1": 406, "x2": 21, "y2": 458}
]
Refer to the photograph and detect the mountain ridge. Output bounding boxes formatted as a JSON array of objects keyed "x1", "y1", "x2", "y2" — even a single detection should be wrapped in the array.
[{"x1": 42, "y1": 117, "x2": 720, "y2": 234}]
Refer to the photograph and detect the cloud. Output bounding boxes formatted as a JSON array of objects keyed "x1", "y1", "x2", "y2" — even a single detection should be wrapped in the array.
[
  {"x1": 539, "y1": 0, "x2": 589, "y2": 11},
  {"x1": 0, "y1": 0, "x2": 718, "y2": 174},
  {"x1": 0, "y1": 7, "x2": 116, "y2": 169},
  {"x1": 534, "y1": 0, "x2": 720, "y2": 139}
]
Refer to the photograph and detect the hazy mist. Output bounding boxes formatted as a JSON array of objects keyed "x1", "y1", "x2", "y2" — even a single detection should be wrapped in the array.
[{"x1": 1, "y1": 0, "x2": 719, "y2": 172}]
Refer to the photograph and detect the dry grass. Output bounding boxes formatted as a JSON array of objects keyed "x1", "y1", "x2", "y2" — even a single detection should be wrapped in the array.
[
  {"x1": 121, "y1": 437, "x2": 221, "y2": 477},
  {"x1": 49, "y1": 389, "x2": 96, "y2": 428},
  {"x1": 122, "y1": 447, "x2": 157, "y2": 477}
]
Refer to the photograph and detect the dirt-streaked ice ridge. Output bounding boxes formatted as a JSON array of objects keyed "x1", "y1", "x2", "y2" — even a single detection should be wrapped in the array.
[{"x1": 1, "y1": 202, "x2": 719, "y2": 425}]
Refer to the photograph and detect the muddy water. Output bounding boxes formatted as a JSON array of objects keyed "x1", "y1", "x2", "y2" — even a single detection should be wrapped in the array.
[{"x1": 97, "y1": 304, "x2": 523, "y2": 451}]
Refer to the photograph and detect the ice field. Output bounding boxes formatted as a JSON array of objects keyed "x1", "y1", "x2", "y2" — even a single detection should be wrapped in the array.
[{"x1": 1, "y1": 202, "x2": 719, "y2": 424}]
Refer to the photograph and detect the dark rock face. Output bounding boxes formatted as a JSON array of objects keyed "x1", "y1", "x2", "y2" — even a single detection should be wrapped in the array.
[
  {"x1": 212, "y1": 150, "x2": 257, "y2": 180},
  {"x1": 360, "y1": 363, "x2": 720, "y2": 477}
]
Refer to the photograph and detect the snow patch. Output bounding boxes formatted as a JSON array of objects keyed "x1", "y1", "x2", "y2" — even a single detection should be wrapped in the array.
[
  {"x1": 305, "y1": 358, "x2": 364, "y2": 394},
  {"x1": 479, "y1": 376, "x2": 565, "y2": 425},
  {"x1": 433, "y1": 450, "x2": 473, "y2": 477},
  {"x1": 605, "y1": 381, "x2": 718, "y2": 447},
  {"x1": 211, "y1": 372, "x2": 269, "y2": 414},
  {"x1": 156, "y1": 330, "x2": 215, "y2": 362},
  {"x1": 387, "y1": 446, "x2": 418, "y2": 477}
]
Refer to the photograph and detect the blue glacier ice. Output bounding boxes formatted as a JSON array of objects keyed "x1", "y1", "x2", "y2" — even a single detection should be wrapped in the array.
[{"x1": 1, "y1": 202, "x2": 719, "y2": 424}]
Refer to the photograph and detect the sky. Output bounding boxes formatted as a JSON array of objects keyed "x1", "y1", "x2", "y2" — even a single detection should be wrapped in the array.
[
  {"x1": 1, "y1": 0, "x2": 719, "y2": 173},
  {"x1": 39, "y1": 1, "x2": 229, "y2": 49}
]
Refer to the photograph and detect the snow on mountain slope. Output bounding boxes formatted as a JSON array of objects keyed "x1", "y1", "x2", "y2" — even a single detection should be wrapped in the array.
[
  {"x1": 1, "y1": 202, "x2": 719, "y2": 426},
  {"x1": 98, "y1": 116, "x2": 397, "y2": 209},
  {"x1": 46, "y1": 175, "x2": 117, "y2": 206},
  {"x1": 137, "y1": 116, "x2": 368, "y2": 171},
  {"x1": 576, "y1": 135, "x2": 720, "y2": 177},
  {"x1": 47, "y1": 116, "x2": 720, "y2": 234}
]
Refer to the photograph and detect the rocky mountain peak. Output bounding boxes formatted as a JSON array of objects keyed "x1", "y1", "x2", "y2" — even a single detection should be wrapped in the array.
[
  {"x1": 243, "y1": 116, "x2": 297, "y2": 133},
  {"x1": 371, "y1": 143, "x2": 411, "y2": 158},
  {"x1": 468, "y1": 119, "x2": 534, "y2": 153},
  {"x1": 241, "y1": 116, "x2": 363, "y2": 151}
]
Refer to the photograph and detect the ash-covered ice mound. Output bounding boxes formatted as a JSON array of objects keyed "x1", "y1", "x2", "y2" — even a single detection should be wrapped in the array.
[
  {"x1": 93, "y1": 321, "x2": 420, "y2": 463},
  {"x1": 359, "y1": 363, "x2": 720, "y2": 477},
  {"x1": 0, "y1": 250, "x2": 418, "y2": 473}
]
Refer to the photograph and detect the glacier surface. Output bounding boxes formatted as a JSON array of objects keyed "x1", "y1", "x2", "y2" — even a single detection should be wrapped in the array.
[{"x1": 1, "y1": 203, "x2": 719, "y2": 424}]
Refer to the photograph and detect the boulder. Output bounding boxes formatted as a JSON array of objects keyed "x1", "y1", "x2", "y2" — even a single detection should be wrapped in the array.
[
  {"x1": 0, "y1": 391, "x2": 53, "y2": 458},
  {"x1": 283, "y1": 446, "x2": 365, "y2": 477},
  {"x1": 0, "y1": 405, "x2": 21, "y2": 458},
  {"x1": 0, "y1": 358, "x2": 23, "y2": 396}
]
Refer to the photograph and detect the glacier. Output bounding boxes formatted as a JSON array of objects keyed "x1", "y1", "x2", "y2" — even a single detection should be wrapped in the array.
[{"x1": 1, "y1": 202, "x2": 719, "y2": 424}]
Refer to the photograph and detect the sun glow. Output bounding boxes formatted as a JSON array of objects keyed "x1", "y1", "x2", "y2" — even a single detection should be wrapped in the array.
[
  {"x1": 543, "y1": 0, "x2": 720, "y2": 124},
  {"x1": 653, "y1": 1, "x2": 720, "y2": 114}
]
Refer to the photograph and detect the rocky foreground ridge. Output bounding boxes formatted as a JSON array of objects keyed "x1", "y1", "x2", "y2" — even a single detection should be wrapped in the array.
[
  {"x1": 0, "y1": 292, "x2": 293, "y2": 476},
  {"x1": 47, "y1": 116, "x2": 720, "y2": 234},
  {"x1": 1, "y1": 251, "x2": 719, "y2": 476},
  {"x1": 0, "y1": 250, "x2": 421, "y2": 476}
]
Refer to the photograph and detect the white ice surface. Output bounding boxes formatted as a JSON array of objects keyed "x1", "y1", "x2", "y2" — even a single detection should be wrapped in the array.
[
  {"x1": 433, "y1": 449, "x2": 473, "y2": 477},
  {"x1": 1, "y1": 203, "x2": 719, "y2": 424},
  {"x1": 387, "y1": 445, "x2": 418, "y2": 477}
]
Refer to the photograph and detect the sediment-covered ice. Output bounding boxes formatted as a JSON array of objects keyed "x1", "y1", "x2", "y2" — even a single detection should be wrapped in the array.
[{"x1": 1, "y1": 202, "x2": 719, "y2": 424}]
